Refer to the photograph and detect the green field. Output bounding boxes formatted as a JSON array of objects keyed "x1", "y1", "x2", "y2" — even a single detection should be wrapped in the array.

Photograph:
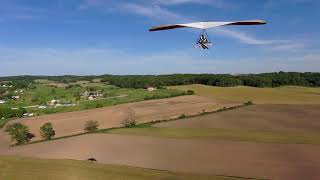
[
  {"x1": 170, "y1": 84, "x2": 320, "y2": 104},
  {"x1": 108, "y1": 127, "x2": 320, "y2": 144},
  {"x1": 0, "y1": 82, "x2": 189, "y2": 117},
  {"x1": 0, "y1": 156, "x2": 249, "y2": 180}
]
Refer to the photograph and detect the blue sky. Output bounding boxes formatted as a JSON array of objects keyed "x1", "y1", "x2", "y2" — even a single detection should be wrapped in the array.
[{"x1": 0, "y1": 0, "x2": 319, "y2": 76}]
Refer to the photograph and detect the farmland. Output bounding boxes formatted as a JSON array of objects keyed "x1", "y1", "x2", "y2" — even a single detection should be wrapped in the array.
[
  {"x1": 0, "y1": 0, "x2": 319, "y2": 178},
  {"x1": 0, "y1": 156, "x2": 244, "y2": 180},
  {"x1": 5, "y1": 95, "x2": 236, "y2": 141},
  {"x1": 0, "y1": 79, "x2": 191, "y2": 127},
  {"x1": 107, "y1": 104, "x2": 320, "y2": 144},
  {"x1": 1, "y1": 79, "x2": 320, "y2": 180},
  {"x1": 2, "y1": 134, "x2": 320, "y2": 180},
  {"x1": 170, "y1": 84, "x2": 320, "y2": 104}
]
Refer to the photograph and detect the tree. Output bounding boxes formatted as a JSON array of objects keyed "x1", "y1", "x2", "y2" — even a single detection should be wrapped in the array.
[
  {"x1": 5, "y1": 123, "x2": 30, "y2": 145},
  {"x1": 14, "y1": 107, "x2": 27, "y2": 118},
  {"x1": 0, "y1": 107, "x2": 26, "y2": 119},
  {"x1": 84, "y1": 120, "x2": 99, "y2": 132},
  {"x1": 40, "y1": 122, "x2": 55, "y2": 140},
  {"x1": 51, "y1": 88, "x2": 56, "y2": 95},
  {"x1": 122, "y1": 108, "x2": 136, "y2": 128}
]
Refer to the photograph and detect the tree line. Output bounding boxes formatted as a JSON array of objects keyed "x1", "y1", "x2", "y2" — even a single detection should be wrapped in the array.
[
  {"x1": 101, "y1": 72, "x2": 320, "y2": 88},
  {"x1": 0, "y1": 72, "x2": 319, "y2": 89}
]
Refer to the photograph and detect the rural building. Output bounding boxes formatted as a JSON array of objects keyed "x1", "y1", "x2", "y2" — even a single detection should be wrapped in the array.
[
  {"x1": 11, "y1": 95, "x2": 20, "y2": 99},
  {"x1": 50, "y1": 99, "x2": 60, "y2": 106},
  {"x1": 15, "y1": 90, "x2": 24, "y2": 93},
  {"x1": 38, "y1": 105, "x2": 47, "y2": 109},
  {"x1": 0, "y1": 100, "x2": 5, "y2": 104},
  {"x1": 88, "y1": 96, "x2": 96, "y2": 100},
  {"x1": 23, "y1": 113, "x2": 34, "y2": 117},
  {"x1": 146, "y1": 86, "x2": 157, "y2": 91},
  {"x1": 86, "y1": 91, "x2": 103, "y2": 100},
  {"x1": 55, "y1": 103, "x2": 76, "y2": 107}
]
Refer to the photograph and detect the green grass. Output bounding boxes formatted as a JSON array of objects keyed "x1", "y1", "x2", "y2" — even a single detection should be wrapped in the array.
[
  {"x1": 0, "y1": 83, "x2": 188, "y2": 116},
  {"x1": 170, "y1": 84, "x2": 320, "y2": 104},
  {"x1": 0, "y1": 156, "x2": 251, "y2": 180},
  {"x1": 108, "y1": 128, "x2": 320, "y2": 144}
]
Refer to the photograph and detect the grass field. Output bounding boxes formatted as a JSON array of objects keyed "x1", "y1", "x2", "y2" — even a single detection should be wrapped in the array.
[
  {"x1": 108, "y1": 127, "x2": 320, "y2": 144},
  {"x1": 0, "y1": 82, "x2": 189, "y2": 126},
  {"x1": 170, "y1": 84, "x2": 320, "y2": 104},
  {"x1": 0, "y1": 156, "x2": 248, "y2": 180}
]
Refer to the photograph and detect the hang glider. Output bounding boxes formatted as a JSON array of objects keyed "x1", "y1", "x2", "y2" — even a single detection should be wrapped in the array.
[{"x1": 149, "y1": 19, "x2": 267, "y2": 49}]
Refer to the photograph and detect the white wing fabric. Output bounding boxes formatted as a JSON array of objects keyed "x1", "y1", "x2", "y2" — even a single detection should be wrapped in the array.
[{"x1": 149, "y1": 20, "x2": 266, "y2": 31}]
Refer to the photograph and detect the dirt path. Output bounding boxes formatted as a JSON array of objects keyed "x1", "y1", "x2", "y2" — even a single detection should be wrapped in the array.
[{"x1": 1, "y1": 134, "x2": 320, "y2": 180}]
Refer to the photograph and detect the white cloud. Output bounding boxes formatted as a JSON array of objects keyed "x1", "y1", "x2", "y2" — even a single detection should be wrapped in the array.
[
  {"x1": 78, "y1": 1, "x2": 307, "y2": 51},
  {"x1": 264, "y1": 0, "x2": 312, "y2": 8},
  {"x1": 118, "y1": 3, "x2": 186, "y2": 22},
  {"x1": 211, "y1": 28, "x2": 308, "y2": 52},
  {"x1": 152, "y1": 0, "x2": 235, "y2": 8},
  {"x1": 78, "y1": 0, "x2": 236, "y2": 9},
  {"x1": 211, "y1": 28, "x2": 271, "y2": 45}
]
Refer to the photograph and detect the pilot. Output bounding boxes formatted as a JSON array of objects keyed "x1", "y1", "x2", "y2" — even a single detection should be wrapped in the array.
[{"x1": 199, "y1": 34, "x2": 209, "y2": 44}]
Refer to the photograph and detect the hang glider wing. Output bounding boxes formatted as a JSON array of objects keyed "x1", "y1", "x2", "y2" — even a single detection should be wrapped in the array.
[{"x1": 149, "y1": 20, "x2": 266, "y2": 31}]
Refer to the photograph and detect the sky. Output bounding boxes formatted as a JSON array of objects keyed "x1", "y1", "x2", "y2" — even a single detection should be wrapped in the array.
[{"x1": 0, "y1": 0, "x2": 319, "y2": 76}]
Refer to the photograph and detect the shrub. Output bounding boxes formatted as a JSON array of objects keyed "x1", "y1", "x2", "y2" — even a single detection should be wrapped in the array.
[
  {"x1": 122, "y1": 108, "x2": 136, "y2": 128},
  {"x1": 5, "y1": 123, "x2": 30, "y2": 145},
  {"x1": 244, "y1": 101, "x2": 254, "y2": 105},
  {"x1": 84, "y1": 120, "x2": 99, "y2": 132},
  {"x1": 122, "y1": 118, "x2": 136, "y2": 128},
  {"x1": 217, "y1": 107, "x2": 227, "y2": 112},
  {"x1": 187, "y1": 90, "x2": 195, "y2": 95},
  {"x1": 200, "y1": 109, "x2": 207, "y2": 115},
  {"x1": 178, "y1": 114, "x2": 186, "y2": 119},
  {"x1": 40, "y1": 122, "x2": 55, "y2": 140},
  {"x1": 95, "y1": 103, "x2": 103, "y2": 108},
  {"x1": 65, "y1": 84, "x2": 75, "y2": 89},
  {"x1": 31, "y1": 97, "x2": 39, "y2": 102}
]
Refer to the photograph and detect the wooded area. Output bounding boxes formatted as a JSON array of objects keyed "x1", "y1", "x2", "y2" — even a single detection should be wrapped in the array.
[{"x1": 1, "y1": 72, "x2": 319, "y2": 88}]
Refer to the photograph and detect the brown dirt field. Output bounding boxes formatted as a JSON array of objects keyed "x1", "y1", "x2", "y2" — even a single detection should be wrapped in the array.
[
  {"x1": 1, "y1": 134, "x2": 320, "y2": 180},
  {"x1": 0, "y1": 130, "x2": 10, "y2": 152},
  {"x1": 5, "y1": 95, "x2": 238, "y2": 141},
  {"x1": 155, "y1": 104, "x2": 320, "y2": 132}
]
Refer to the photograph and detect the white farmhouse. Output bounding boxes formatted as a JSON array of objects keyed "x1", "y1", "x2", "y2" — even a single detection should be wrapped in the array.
[
  {"x1": 0, "y1": 100, "x2": 5, "y2": 104},
  {"x1": 11, "y1": 96, "x2": 20, "y2": 99},
  {"x1": 88, "y1": 96, "x2": 96, "y2": 100},
  {"x1": 50, "y1": 99, "x2": 60, "y2": 106},
  {"x1": 38, "y1": 105, "x2": 47, "y2": 109},
  {"x1": 146, "y1": 86, "x2": 157, "y2": 92}
]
